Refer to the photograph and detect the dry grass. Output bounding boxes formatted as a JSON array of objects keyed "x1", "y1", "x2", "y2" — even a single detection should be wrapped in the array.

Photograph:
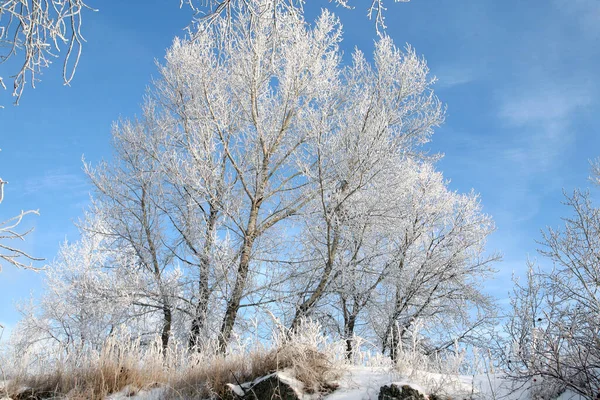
[
  {"x1": 169, "y1": 321, "x2": 341, "y2": 399},
  {"x1": 5, "y1": 336, "x2": 168, "y2": 399},
  {"x1": 167, "y1": 345, "x2": 282, "y2": 399},
  {"x1": 2, "y1": 320, "x2": 340, "y2": 399}
]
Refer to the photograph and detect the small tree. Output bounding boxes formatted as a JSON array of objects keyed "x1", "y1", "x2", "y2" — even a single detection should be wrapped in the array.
[
  {"x1": 84, "y1": 121, "x2": 179, "y2": 352},
  {"x1": 504, "y1": 161, "x2": 600, "y2": 399},
  {"x1": 12, "y1": 218, "x2": 128, "y2": 354}
]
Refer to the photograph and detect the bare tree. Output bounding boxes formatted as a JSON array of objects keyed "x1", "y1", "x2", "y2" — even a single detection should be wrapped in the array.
[
  {"x1": 503, "y1": 161, "x2": 600, "y2": 399},
  {"x1": 184, "y1": 0, "x2": 410, "y2": 33},
  {"x1": 287, "y1": 40, "x2": 445, "y2": 333},
  {"x1": 1, "y1": 0, "x2": 411, "y2": 105},
  {"x1": 0, "y1": 0, "x2": 95, "y2": 104},
  {"x1": 0, "y1": 166, "x2": 42, "y2": 271},
  {"x1": 84, "y1": 120, "x2": 178, "y2": 352}
]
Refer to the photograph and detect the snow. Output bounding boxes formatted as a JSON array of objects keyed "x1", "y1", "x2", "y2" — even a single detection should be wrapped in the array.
[
  {"x1": 324, "y1": 366, "x2": 403, "y2": 400},
  {"x1": 324, "y1": 367, "x2": 587, "y2": 400},
  {"x1": 226, "y1": 370, "x2": 316, "y2": 400},
  {"x1": 106, "y1": 386, "x2": 168, "y2": 400},
  {"x1": 323, "y1": 366, "x2": 476, "y2": 400},
  {"x1": 226, "y1": 382, "x2": 246, "y2": 397},
  {"x1": 98, "y1": 367, "x2": 590, "y2": 400}
]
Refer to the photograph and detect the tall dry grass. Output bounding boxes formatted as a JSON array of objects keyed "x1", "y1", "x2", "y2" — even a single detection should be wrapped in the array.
[
  {"x1": 0, "y1": 318, "x2": 496, "y2": 400},
  {"x1": 1, "y1": 320, "x2": 340, "y2": 399}
]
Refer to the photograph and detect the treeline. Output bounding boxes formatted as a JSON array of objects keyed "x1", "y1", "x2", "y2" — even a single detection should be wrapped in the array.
[{"x1": 13, "y1": 2, "x2": 496, "y2": 361}]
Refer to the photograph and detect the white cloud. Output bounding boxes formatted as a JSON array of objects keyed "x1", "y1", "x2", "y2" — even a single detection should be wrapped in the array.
[
  {"x1": 499, "y1": 89, "x2": 591, "y2": 127},
  {"x1": 497, "y1": 87, "x2": 591, "y2": 173},
  {"x1": 434, "y1": 65, "x2": 477, "y2": 88},
  {"x1": 21, "y1": 169, "x2": 89, "y2": 197}
]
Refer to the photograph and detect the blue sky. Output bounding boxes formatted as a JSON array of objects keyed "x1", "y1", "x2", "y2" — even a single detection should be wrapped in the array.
[{"x1": 1, "y1": 0, "x2": 599, "y2": 340}]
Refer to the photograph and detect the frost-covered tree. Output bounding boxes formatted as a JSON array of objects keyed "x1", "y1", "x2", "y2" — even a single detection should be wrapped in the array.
[
  {"x1": 0, "y1": 163, "x2": 41, "y2": 271},
  {"x1": 84, "y1": 121, "x2": 180, "y2": 352},
  {"x1": 123, "y1": 102, "x2": 238, "y2": 350},
  {"x1": 12, "y1": 216, "x2": 129, "y2": 354},
  {"x1": 504, "y1": 161, "x2": 600, "y2": 399},
  {"x1": 153, "y1": 1, "x2": 450, "y2": 351},
  {"x1": 1, "y1": 0, "x2": 409, "y2": 105},
  {"x1": 375, "y1": 164, "x2": 497, "y2": 360},
  {"x1": 290, "y1": 155, "x2": 497, "y2": 359},
  {"x1": 163, "y1": 3, "x2": 342, "y2": 351},
  {"x1": 0, "y1": 0, "x2": 93, "y2": 104},
  {"x1": 0, "y1": 208, "x2": 41, "y2": 271},
  {"x1": 285, "y1": 40, "x2": 445, "y2": 331},
  {"x1": 11, "y1": 211, "x2": 189, "y2": 355},
  {"x1": 15, "y1": 0, "x2": 497, "y2": 358}
]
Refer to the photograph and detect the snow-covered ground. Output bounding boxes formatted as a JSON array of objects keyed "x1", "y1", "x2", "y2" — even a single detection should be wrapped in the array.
[
  {"x1": 4, "y1": 368, "x2": 587, "y2": 399},
  {"x1": 324, "y1": 366, "x2": 428, "y2": 400},
  {"x1": 105, "y1": 366, "x2": 587, "y2": 400},
  {"x1": 106, "y1": 386, "x2": 169, "y2": 400}
]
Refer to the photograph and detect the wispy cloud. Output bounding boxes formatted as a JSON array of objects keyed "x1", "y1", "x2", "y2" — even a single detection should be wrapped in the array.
[
  {"x1": 497, "y1": 87, "x2": 591, "y2": 173},
  {"x1": 21, "y1": 169, "x2": 90, "y2": 197},
  {"x1": 434, "y1": 65, "x2": 478, "y2": 89},
  {"x1": 499, "y1": 89, "x2": 591, "y2": 128}
]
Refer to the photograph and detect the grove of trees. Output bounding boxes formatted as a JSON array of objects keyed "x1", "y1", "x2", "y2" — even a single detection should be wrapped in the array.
[{"x1": 10, "y1": 1, "x2": 498, "y2": 362}]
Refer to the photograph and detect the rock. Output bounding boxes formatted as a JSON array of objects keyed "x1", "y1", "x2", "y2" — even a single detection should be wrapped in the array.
[
  {"x1": 378, "y1": 384, "x2": 427, "y2": 400},
  {"x1": 427, "y1": 394, "x2": 444, "y2": 400},
  {"x1": 224, "y1": 374, "x2": 300, "y2": 400},
  {"x1": 223, "y1": 383, "x2": 245, "y2": 399},
  {"x1": 11, "y1": 388, "x2": 54, "y2": 400}
]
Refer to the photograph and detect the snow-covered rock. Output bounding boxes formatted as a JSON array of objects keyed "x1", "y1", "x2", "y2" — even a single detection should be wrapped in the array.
[
  {"x1": 378, "y1": 384, "x2": 427, "y2": 400},
  {"x1": 224, "y1": 371, "x2": 310, "y2": 400},
  {"x1": 324, "y1": 366, "x2": 426, "y2": 400}
]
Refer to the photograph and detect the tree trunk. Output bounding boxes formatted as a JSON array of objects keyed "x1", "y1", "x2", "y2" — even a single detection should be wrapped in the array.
[
  {"x1": 162, "y1": 305, "x2": 172, "y2": 353},
  {"x1": 141, "y1": 186, "x2": 173, "y2": 355},
  {"x1": 289, "y1": 229, "x2": 339, "y2": 332},
  {"x1": 189, "y1": 207, "x2": 218, "y2": 350},
  {"x1": 218, "y1": 201, "x2": 260, "y2": 352},
  {"x1": 344, "y1": 314, "x2": 357, "y2": 361},
  {"x1": 390, "y1": 323, "x2": 400, "y2": 362},
  {"x1": 188, "y1": 292, "x2": 209, "y2": 350}
]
